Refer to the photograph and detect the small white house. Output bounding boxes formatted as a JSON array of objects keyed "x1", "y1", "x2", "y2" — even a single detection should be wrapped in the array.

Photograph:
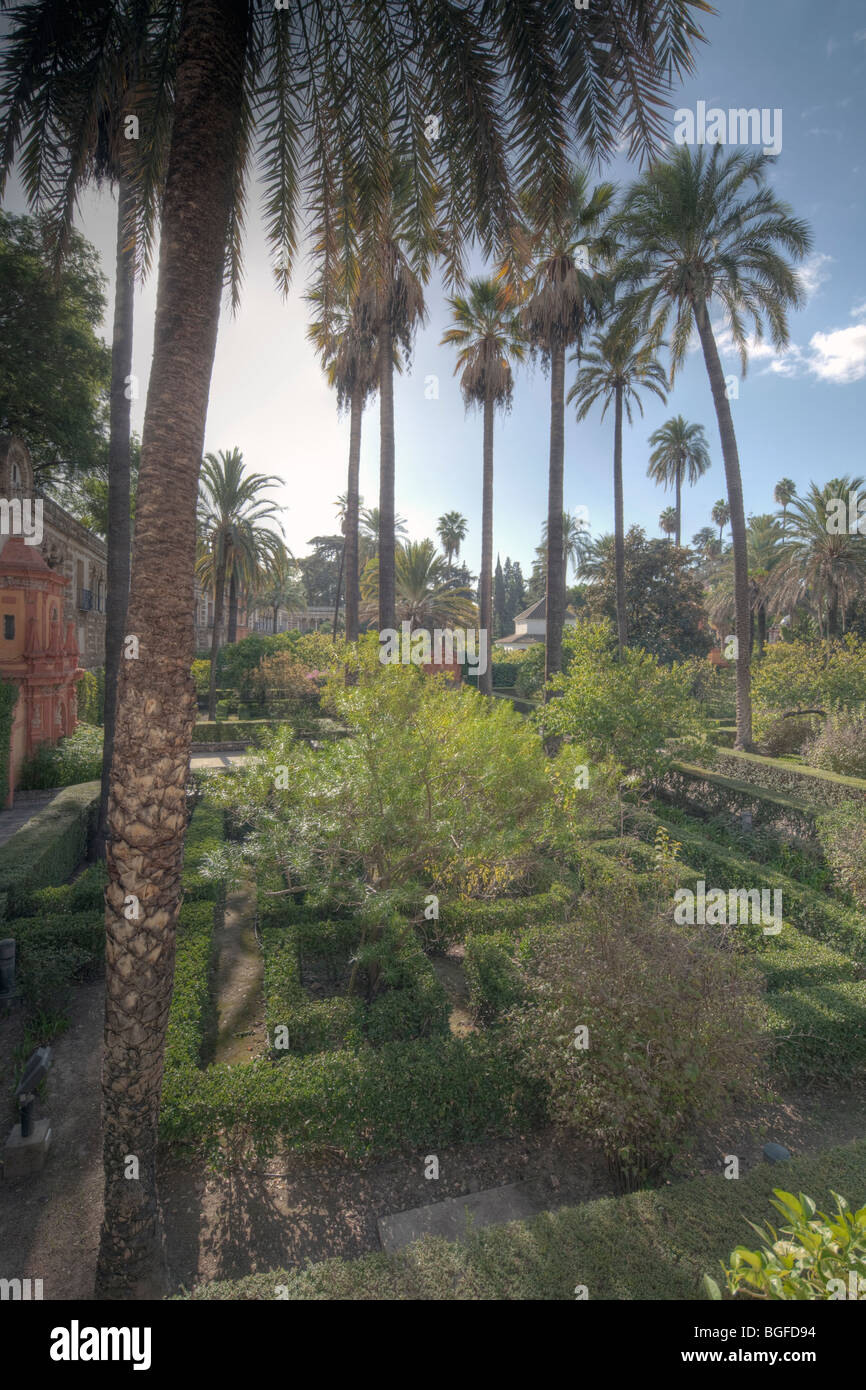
[{"x1": 495, "y1": 596, "x2": 577, "y2": 651}]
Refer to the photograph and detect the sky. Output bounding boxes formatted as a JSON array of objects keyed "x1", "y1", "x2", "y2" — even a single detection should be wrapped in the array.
[{"x1": 4, "y1": 0, "x2": 866, "y2": 580}]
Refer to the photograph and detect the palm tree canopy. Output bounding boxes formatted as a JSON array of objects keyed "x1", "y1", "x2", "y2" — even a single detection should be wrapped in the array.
[
  {"x1": 647, "y1": 415, "x2": 711, "y2": 489},
  {"x1": 361, "y1": 538, "x2": 477, "y2": 630},
  {"x1": 441, "y1": 276, "x2": 525, "y2": 410},
  {"x1": 197, "y1": 448, "x2": 284, "y2": 578},
  {"x1": 770, "y1": 476, "x2": 866, "y2": 621},
  {"x1": 613, "y1": 144, "x2": 813, "y2": 377},
  {"x1": 712, "y1": 498, "x2": 731, "y2": 529},
  {"x1": 774, "y1": 477, "x2": 797, "y2": 509},
  {"x1": 540, "y1": 510, "x2": 592, "y2": 577},
  {"x1": 436, "y1": 511, "x2": 468, "y2": 560},
  {"x1": 568, "y1": 317, "x2": 668, "y2": 424},
  {"x1": 659, "y1": 505, "x2": 678, "y2": 537}
]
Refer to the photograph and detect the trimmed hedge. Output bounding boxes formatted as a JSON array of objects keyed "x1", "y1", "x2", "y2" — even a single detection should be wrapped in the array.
[
  {"x1": 667, "y1": 764, "x2": 816, "y2": 840},
  {"x1": 13, "y1": 861, "x2": 107, "y2": 919},
  {"x1": 163, "y1": 900, "x2": 222, "y2": 1073},
  {"x1": 0, "y1": 781, "x2": 99, "y2": 919},
  {"x1": 436, "y1": 882, "x2": 574, "y2": 943},
  {"x1": 159, "y1": 1033, "x2": 545, "y2": 1159},
  {"x1": 464, "y1": 932, "x2": 525, "y2": 1021},
  {"x1": 711, "y1": 749, "x2": 866, "y2": 810},
  {"x1": 181, "y1": 1139, "x2": 866, "y2": 1300},
  {"x1": 766, "y1": 982, "x2": 866, "y2": 1083},
  {"x1": 192, "y1": 719, "x2": 285, "y2": 746}
]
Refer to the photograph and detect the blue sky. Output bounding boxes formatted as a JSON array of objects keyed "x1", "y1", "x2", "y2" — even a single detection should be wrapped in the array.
[{"x1": 5, "y1": 0, "x2": 866, "y2": 578}]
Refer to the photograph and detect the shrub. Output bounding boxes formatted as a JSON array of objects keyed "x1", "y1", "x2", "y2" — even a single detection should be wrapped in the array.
[
  {"x1": 191, "y1": 659, "x2": 211, "y2": 698},
  {"x1": 508, "y1": 902, "x2": 765, "y2": 1190},
  {"x1": 464, "y1": 932, "x2": 525, "y2": 1021},
  {"x1": 752, "y1": 636, "x2": 866, "y2": 737},
  {"x1": 0, "y1": 781, "x2": 99, "y2": 917},
  {"x1": 163, "y1": 901, "x2": 220, "y2": 1072},
  {"x1": 364, "y1": 973, "x2": 450, "y2": 1043},
  {"x1": 435, "y1": 883, "x2": 573, "y2": 945},
  {"x1": 540, "y1": 622, "x2": 708, "y2": 780},
  {"x1": 77, "y1": 668, "x2": 105, "y2": 726},
  {"x1": 804, "y1": 711, "x2": 866, "y2": 778},
  {"x1": 817, "y1": 802, "x2": 866, "y2": 909},
  {"x1": 705, "y1": 1189, "x2": 866, "y2": 1301},
  {"x1": 765, "y1": 981, "x2": 866, "y2": 1082},
  {"x1": 17, "y1": 724, "x2": 103, "y2": 790},
  {"x1": 758, "y1": 715, "x2": 817, "y2": 757},
  {"x1": 16, "y1": 861, "x2": 108, "y2": 917}
]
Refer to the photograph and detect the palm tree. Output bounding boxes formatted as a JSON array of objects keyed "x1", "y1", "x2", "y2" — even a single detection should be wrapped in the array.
[
  {"x1": 356, "y1": 159, "x2": 432, "y2": 632},
  {"x1": 436, "y1": 511, "x2": 470, "y2": 574},
  {"x1": 0, "y1": 8, "x2": 172, "y2": 853},
  {"x1": 359, "y1": 507, "x2": 407, "y2": 559},
  {"x1": 774, "y1": 477, "x2": 797, "y2": 534},
  {"x1": 516, "y1": 168, "x2": 615, "y2": 691},
  {"x1": 568, "y1": 321, "x2": 667, "y2": 652},
  {"x1": 770, "y1": 478, "x2": 866, "y2": 638},
  {"x1": 255, "y1": 543, "x2": 303, "y2": 635},
  {"x1": 307, "y1": 293, "x2": 378, "y2": 642},
  {"x1": 442, "y1": 278, "x2": 524, "y2": 694},
  {"x1": 10, "y1": 0, "x2": 708, "y2": 1296},
  {"x1": 361, "y1": 539, "x2": 478, "y2": 632},
  {"x1": 707, "y1": 514, "x2": 784, "y2": 656},
  {"x1": 197, "y1": 450, "x2": 283, "y2": 719},
  {"x1": 712, "y1": 498, "x2": 731, "y2": 543},
  {"x1": 659, "y1": 506, "x2": 678, "y2": 544},
  {"x1": 693, "y1": 526, "x2": 718, "y2": 554},
  {"x1": 615, "y1": 145, "x2": 813, "y2": 749},
  {"x1": 540, "y1": 510, "x2": 593, "y2": 578},
  {"x1": 646, "y1": 415, "x2": 711, "y2": 548}
]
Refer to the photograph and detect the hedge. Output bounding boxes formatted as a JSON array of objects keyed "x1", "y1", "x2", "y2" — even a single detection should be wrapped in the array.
[
  {"x1": 13, "y1": 861, "x2": 107, "y2": 919},
  {"x1": 666, "y1": 764, "x2": 816, "y2": 840},
  {"x1": 464, "y1": 932, "x2": 525, "y2": 1021},
  {"x1": 709, "y1": 749, "x2": 866, "y2": 810},
  {"x1": 180, "y1": 1138, "x2": 866, "y2": 1299},
  {"x1": 192, "y1": 719, "x2": 286, "y2": 746},
  {"x1": 0, "y1": 781, "x2": 99, "y2": 919},
  {"x1": 159, "y1": 1033, "x2": 545, "y2": 1159},
  {"x1": 436, "y1": 882, "x2": 574, "y2": 944},
  {"x1": 163, "y1": 900, "x2": 222, "y2": 1073},
  {"x1": 766, "y1": 982, "x2": 866, "y2": 1083}
]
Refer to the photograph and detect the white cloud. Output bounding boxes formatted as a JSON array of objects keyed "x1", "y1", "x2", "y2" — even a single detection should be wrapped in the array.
[
  {"x1": 797, "y1": 252, "x2": 832, "y2": 300},
  {"x1": 806, "y1": 321, "x2": 866, "y2": 383}
]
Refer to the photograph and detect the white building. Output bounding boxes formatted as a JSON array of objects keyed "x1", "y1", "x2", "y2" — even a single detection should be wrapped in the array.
[{"x1": 495, "y1": 596, "x2": 578, "y2": 651}]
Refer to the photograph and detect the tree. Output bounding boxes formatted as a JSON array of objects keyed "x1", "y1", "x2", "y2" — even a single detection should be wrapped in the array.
[
  {"x1": 774, "y1": 477, "x2": 797, "y2": 534},
  {"x1": 706, "y1": 513, "x2": 784, "y2": 655},
  {"x1": 197, "y1": 449, "x2": 283, "y2": 719},
  {"x1": 581, "y1": 526, "x2": 713, "y2": 664},
  {"x1": 568, "y1": 320, "x2": 667, "y2": 652},
  {"x1": 256, "y1": 543, "x2": 303, "y2": 635},
  {"x1": 436, "y1": 511, "x2": 469, "y2": 572},
  {"x1": 712, "y1": 498, "x2": 731, "y2": 542},
  {"x1": 30, "y1": 0, "x2": 708, "y2": 1296},
  {"x1": 659, "y1": 506, "x2": 678, "y2": 543},
  {"x1": 646, "y1": 415, "x2": 710, "y2": 548},
  {"x1": 442, "y1": 278, "x2": 524, "y2": 693},
  {"x1": 298, "y1": 535, "x2": 345, "y2": 608},
  {"x1": 361, "y1": 538, "x2": 478, "y2": 632},
  {"x1": 0, "y1": 213, "x2": 109, "y2": 474},
  {"x1": 516, "y1": 168, "x2": 615, "y2": 693},
  {"x1": 615, "y1": 145, "x2": 812, "y2": 749},
  {"x1": 770, "y1": 478, "x2": 866, "y2": 639},
  {"x1": 307, "y1": 291, "x2": 378, "y2": 642}
]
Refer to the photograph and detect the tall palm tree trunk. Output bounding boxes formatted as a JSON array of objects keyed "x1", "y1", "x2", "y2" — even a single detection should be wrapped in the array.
[
  {"x1": 227, "y1": 566, "x2": 238, "y2": 644},
  {"x1": 544, "y1": 340, "x2": 566, "y2": 692},
  {"x1": 827, "y1": 586, "x2": 841, "y2": 639},
  {"x1": 613, "y1": 383, "x2": 627, "y2": 656},
  {"x1": 675, "y1": 462, "x2": 682, "y2": 548},
  {"x1": 206, "y1": 552, "x2": 227, "y2": 721},
  {"x1": 97, "y1": 175, "x2": 136, "y2": 856},
  {"x1": 378, "y1": 324, "x2": 396, "y2": 631},
  {"x1": 695, "y1": 302, "x2": 752, "y2": 749},
  {"x1": 332, "y1": 538, "x2": 345, "y2": 636},
  {"x1": 344, "y1": 383, "x2": 363, "y2": 642},
  {"x1": 479, "y1": 392, "x2": 494, "y2": 696},
  {"x1": 95, "y1": 0, "x2": 249, "y2": 1300},
  {"x1": 272, "y1": 602, "x2": 279, "y2": 634}
]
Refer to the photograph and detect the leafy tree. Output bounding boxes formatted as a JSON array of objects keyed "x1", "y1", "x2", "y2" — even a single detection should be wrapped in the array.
[
  {"x1": 569, "y1": 320, "x2": 667, "y2": 651},
  {"x1": 615, "y1": 145, "x2": 812, "y2": 749},
  {"x1": 0, "y1": 212, "x2": 109, "y2": 474},
  {"x1": 494, "y1": 556, "x2": 506, "y2": 638},
  {"x1": 254, "y1": 544, "x2": 304, "y2": 635},
  {"x1": 646, "y1": 414, "x2": 711, "y2": 548},
  {"x1": 298, "y1": 535, "x2": 345, "y2": 608},
  {"x1": 581, "y1": 525, "x2": 713, "y2": 664},
  {"x1": 503, "y1": 558, "x2": 527, "y2": 633},
  {"x1": 442, "y1": 278, "x2": 524, "y2": 692}
]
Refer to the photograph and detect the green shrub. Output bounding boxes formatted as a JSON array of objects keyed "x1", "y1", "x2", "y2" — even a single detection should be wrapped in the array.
[
  {"x1": 15, "y1": 861, "x2": 108, "y2": 917},
  {"x1": 191, "y1": 658, "x2": 210, "y2": 698},
  {"x1": 705, "y1": 1189, "x2": 866, "y2": 1301},
  {"x1": 765, "y1": 981, "x2": 866, "y2": 1082},
  {"x1": 364, "y1": 973, "x2": 450, "y2": 1043},
  {"x1": 0, "y1": 781, "x2": 99, "y2": 917},
  {"x1": 508, "y1": 905, "x2": 765, "y2": 1191},
  {"x1": 752, "y1": 636, "x2": 866, "y2": 736},
  {"x1": 436, "y1": 883, "x2": 573, "y2": 944},
  {"x1": 17, "y1": 724, "x2": 103, "y2": 790},
  {"x1": 817, "y1": 802, "x2": 866, "y2": 909},
  {"x1": 804, "y1": 711, "x2": 866, "y2": 778},
  {"x1": 758, "y1": 714, "x2": 818, "y2": 757},
  {"x1": 163, "y1": 901, "x2": 220, "y2": 1072},
  {"x1": 709, "y1": 749, "x2": 866, "y2": 808},
  {"x1": 77, "y1": 668, "x2": 105, "y2": 726},
  {"x1": 464, "y1": 932, "x2": 525, "y2": 1021}
]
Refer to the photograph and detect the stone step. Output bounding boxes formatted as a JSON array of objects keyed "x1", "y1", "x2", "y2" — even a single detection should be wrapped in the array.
[{"x1": 378, "y1": 1180, "x2": 550, "y2": 1251}]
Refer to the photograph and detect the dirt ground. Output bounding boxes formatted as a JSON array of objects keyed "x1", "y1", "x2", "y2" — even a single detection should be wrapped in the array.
[{"x1": 2, "y1": 974, "x2": 865, "y2": 1300}]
